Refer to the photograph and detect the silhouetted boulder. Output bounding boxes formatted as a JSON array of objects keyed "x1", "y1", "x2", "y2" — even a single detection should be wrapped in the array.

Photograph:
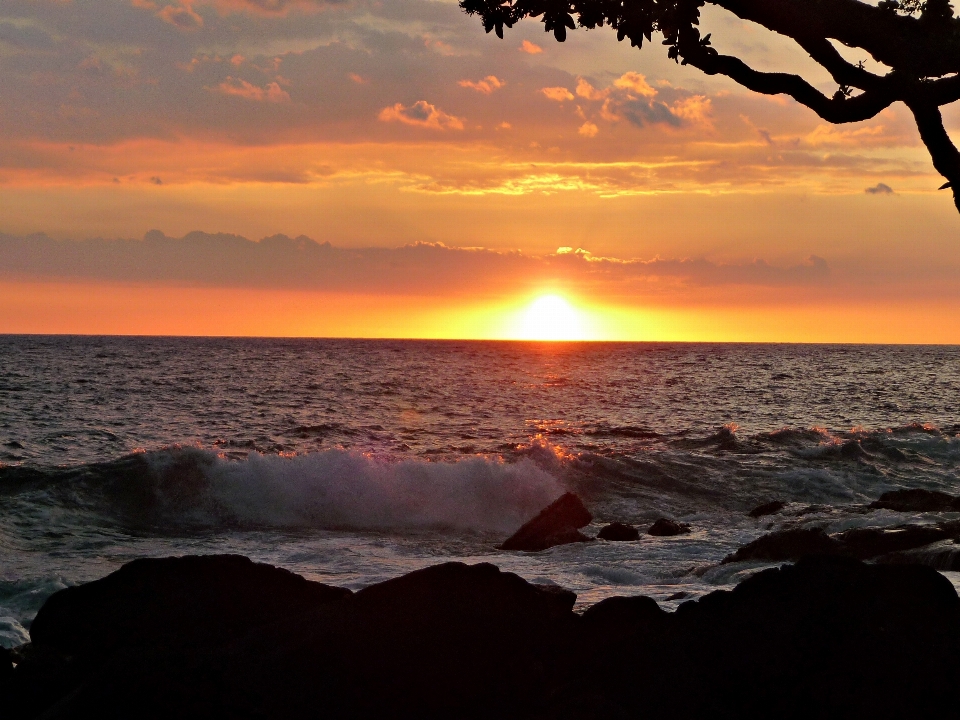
[
  {"x1": 870, "y1": 488, "x2": 960, "y2": 512},
  {"x1": 11, "y1": 553, "x2": 960, "y2": 720},
  {"x1": 598, "y1": 522, "x2": 640, "y2": 541},
  {"x1": 20, "y1": 561, "x2": 580, "y2": 720},
  {"x1": 581, "y1": 595, "x2": 664, "y2": 633},
  {"x1": 748, "y1": 500, "x2": 785, "y2": 518},
  {"x1": 30, "y1": 554, "x2": 351, "y2": 661},
  {"x1": 0, "y1": 644, "x2": 12, "y2": 682},
  {"x1": 500, "y1": 492, "x2": 592, "y2": 551},
  {"x1": 722, "y1": 527, "x2": 841, "y2": 563},
  {"x1": 647, "y1": 518, "x2": 691, "y2": 536}
]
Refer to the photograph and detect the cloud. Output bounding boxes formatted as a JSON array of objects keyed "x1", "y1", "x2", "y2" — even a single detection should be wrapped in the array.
[
  {"x1": 571, "y1": 72, "x2": 711, "y2": 130},
  {"x1": 378, "y1": 101, "x2": 464, "y2": 130},
  {"x1": 157, "y1": 2, "x2": 204, "y2": 28},
  {"x1": 458, "y1": 76, "x2": 505, "y2": 95},
  {"x1": 520, "y1": 40, "x2": 542, "y2": 54},
  {"x1": 215, "y1": 77, "x2": 291, "y2": 103},
  {"x1": 0, "y1": 231, "x2": 831, "y2": 295},
  {"x1": 578, "y1": 121, "x2": 598, "y2": 138},
  {"x1": 613, "y1": 72, "x2": 657, "y2": 98},
  {"x1": 865, "y1": 182, "x2": 895, "y2": 194},
  {"x1": 541, "y1": 87, "x2": 574, "y2": 102}
]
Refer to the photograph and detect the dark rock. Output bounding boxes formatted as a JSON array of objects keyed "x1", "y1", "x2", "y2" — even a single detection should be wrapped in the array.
[
  {"x1": 597, "y1": 522, "x2": 640, "y2": 541},
  {"x1": 500, "y1": 492, "x2": 592, "y2": 551},
  {"x1": 581, "y1": 595, "x2": 664, "y2": 634},
  {"x1": 30, "y1": 561, "x2": 580, "y2": 720},
  {"x1": 722, "y1": 527, "x2": 841, "y2": 563},
  {"x1": 877, "y1": 539, "x2": 960, "y2": 571},
  {"x1": 725, "y1": 521, "x2": 960, "y2": 565},
  {"x1": 870, "y1": 488, "x2": 960, "y2": 512},
  {"x1": 748, "y1": 500, "x2": 785, "y2": 518},
  {"x1": 665, "y1": 591, "x2": 689, "y2": 601},
  {"x1": 30, "y1": 554, "x2": 351, "y2": 661},
  {"x1": 834, "y1": 523, "x2": 960, "y2": 559},
  {"x1": 662, "y1": 556, "x2": 960, "y2": 718},
  {"x1": 0, "y1": 644, "x2": 12, "y2": 682},
  {"x1": 647, "y1": 518, "x2": 691, "y2": 536}
]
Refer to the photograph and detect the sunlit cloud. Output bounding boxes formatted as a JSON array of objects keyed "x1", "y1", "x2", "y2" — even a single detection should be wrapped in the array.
[
  {"x1": 519, "y1": 40, "x2": 542, "y2": 54},
  {"x1": 458, "y1": 76, "x2": 505, "y2": 95},
  {"x1": 214, "y1": 77, "x2": 291, "y2": 102},
  {"x1": 542, "y1": 87, "x2": 574, "y2": 102},
  {"x1": 378, "y1": 101, "x2": 464, "y2": 131}
]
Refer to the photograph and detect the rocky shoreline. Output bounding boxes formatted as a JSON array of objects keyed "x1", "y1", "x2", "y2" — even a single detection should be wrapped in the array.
[
  {"x1": 6, "y1": 487, "x2": 960, "y2": 719},
  {"x1": 4, "y1": 549, "x2": 959, "y2": 720}
]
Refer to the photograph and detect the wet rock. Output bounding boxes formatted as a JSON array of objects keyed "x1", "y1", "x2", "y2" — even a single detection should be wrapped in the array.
[
  {"x1": 647, "y1": 518, "x2": 691, "y2": 536},
  {"x1": 748, "y1": 500, "x2": 785, "y2": 518},
  {"x1": 597, "y1": 522, "x2": 640, "y2": 541},
  {"x1": 30, "y1": 554, "x2": 351, "y2": 661},
  {"x1": 500, "y1": 492, "x2": 593, "y2": 552},
  {"x1": 869, "y1": 488, "x2": 960, "y2": 512},
  {"x1": 877, "y1": 539, "x2": 960, "y2": 571},
  {"x1": 834, "y1": 523, "x2": 960, "y2": 560},
  {"x1": 722, "y1": 527, "x2": 841, "y2": 564}
]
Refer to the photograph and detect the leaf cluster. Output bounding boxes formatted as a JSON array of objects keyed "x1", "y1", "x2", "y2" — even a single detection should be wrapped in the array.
[{"x1": 459, "y1": 0, "x2": 704, "y2": 51}]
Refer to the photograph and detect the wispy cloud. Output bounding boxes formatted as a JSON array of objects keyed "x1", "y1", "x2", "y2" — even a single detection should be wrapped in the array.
[{"x1": 0, "y1": 231, "x2": 831, "y2": 295}]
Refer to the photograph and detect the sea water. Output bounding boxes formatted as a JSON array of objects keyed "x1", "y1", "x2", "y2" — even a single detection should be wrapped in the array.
[{"x1": 1, "y1": 336, "x2": 959, "y2": 647}]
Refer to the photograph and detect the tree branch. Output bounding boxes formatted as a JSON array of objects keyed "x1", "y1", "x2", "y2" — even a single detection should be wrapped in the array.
[
  {"x1": 683, "y1": 48, "x2": 897, "y2": 123},
  {"x1": 712, "y1": 0, "x2": 960, "y2": 78},
  {"x1": 907, "y1": 101, "x2": 960, "y2": 211}
]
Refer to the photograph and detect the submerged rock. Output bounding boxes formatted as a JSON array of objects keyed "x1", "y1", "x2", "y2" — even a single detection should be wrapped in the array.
[
  {"x1": 500, "y1": 492, "x2": 593, "y2": 552},
  {"x1": 869, "y1": 488, "x2": 960, "y2": 512},
  {"x1": 722, "y1": 527, "x2": 841, "y2": 563},
  {"x1": 647, "y1": 518, "x2": 691, "y2": 536},
  {"x1": 597, "y1": 522, "x2": 640, "y2": 541},
  {"x1": 748, "y1": 500, "x2": 786, "y2": 518}
]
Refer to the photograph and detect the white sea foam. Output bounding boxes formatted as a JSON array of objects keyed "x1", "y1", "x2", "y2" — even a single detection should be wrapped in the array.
[{"x1": 158, "y1": 449, "x2": 566, "y2": 533}]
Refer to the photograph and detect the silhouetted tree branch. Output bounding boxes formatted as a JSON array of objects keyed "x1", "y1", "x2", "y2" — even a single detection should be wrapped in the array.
[{"x1": 460, "y1": 0, "x2": 960, "y2": 212}]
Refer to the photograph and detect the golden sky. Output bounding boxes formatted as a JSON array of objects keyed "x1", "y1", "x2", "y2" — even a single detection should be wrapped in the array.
[{"x1": 0, "y1": 0, "x2": 958, "y2": 341}]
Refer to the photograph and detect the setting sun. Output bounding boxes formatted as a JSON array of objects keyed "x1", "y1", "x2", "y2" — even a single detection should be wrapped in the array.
[{"x1": 514, "y1": 294, "x2": 590, "y2": 341}]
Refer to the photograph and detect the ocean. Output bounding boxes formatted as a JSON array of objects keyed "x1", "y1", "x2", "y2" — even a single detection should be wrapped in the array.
[{"x1": 2, "y1": 335, "x2": 959, "y2": 648}]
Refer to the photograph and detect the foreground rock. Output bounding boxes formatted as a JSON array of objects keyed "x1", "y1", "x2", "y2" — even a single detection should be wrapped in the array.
[
  {"x1": 647, "y1": 518, "x2": 691, "y2": 536},
  {"x1": 29, "y1": 554, "x2": 351, "y2": 661},
  {"x1": 870, "y1": 488, "x2": 960, "y2": 512},
  {"x1": 500, "y1": 492, "x2": 592, "y2": 551},
  {"x1": 597, "y1": 522, "x2": 640, "y2": 541},
  {"x1": 8, "y1": 554, "x2": 960, "y2": 719}
]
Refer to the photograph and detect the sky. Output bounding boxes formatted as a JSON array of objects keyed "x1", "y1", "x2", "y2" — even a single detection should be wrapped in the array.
[{"x1": 1, "y1": 0, "x2": 958, "y2": 341}]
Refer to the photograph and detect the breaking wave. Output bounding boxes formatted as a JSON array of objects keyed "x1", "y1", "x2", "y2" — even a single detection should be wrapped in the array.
[{"x1": 0, "y1": 448, "x2": 566, "y2": 534}]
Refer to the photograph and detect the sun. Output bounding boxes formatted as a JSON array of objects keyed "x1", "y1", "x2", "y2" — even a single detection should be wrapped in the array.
[{"x1": 515, "y1": 294, "x2": 588, "y2": 341}]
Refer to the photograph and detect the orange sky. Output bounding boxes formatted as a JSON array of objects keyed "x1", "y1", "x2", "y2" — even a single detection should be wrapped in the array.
[{"x1": 0, "y1": 0, "x2": 958, "y2": 341}]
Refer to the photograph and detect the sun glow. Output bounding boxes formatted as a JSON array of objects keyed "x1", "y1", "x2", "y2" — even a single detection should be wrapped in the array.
[{"x1": 513, "y1": 294, "x2": 591, "y2": 341}]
